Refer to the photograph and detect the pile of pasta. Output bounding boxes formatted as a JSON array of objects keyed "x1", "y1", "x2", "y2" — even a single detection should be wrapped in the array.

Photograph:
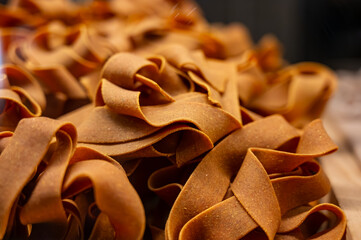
[{"x1": 0, "y1": 0, "x2": 346, "y2": 239}]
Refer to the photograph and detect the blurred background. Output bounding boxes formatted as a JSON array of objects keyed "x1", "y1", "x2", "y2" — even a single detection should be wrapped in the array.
[
  {"x1": 195, "y1": 0, "x2": 361, "y2": 70},
  {"x1": 1, "y1": 0, "x2": 361, "y2": 69}
]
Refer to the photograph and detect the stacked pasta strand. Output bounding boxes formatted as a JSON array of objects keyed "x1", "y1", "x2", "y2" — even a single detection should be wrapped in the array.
[{"x1": 0, "y1": 0, "x2": 346, "y2": 239}]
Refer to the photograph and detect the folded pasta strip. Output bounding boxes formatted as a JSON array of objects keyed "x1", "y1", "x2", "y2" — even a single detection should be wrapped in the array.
[
  {"x1": 0, "y1": 117, "x2": 145, "y2": 240},
  {"x1": 0, "y1": 0, "x2": 347, "y2": 239},
  {"x1": 160, "y1": 116, "x2": 345, "y2": 240}
]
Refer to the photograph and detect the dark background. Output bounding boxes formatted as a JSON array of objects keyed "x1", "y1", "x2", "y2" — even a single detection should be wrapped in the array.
[
  {"x1": 196, "y1": 0, "x2": 361, "y2": 70},
  {"x1": 2, "y1": 0, "x2": 361, "y2": 70}
]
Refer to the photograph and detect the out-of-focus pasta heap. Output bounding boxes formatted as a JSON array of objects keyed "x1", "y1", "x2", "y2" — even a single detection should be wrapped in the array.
[{"x1": 0, "y1": 0, "x2": 346, "y2": 239}]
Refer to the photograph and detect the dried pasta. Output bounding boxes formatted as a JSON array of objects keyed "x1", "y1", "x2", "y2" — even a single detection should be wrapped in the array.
[{"x1": 0, "y1": 0, "x2": 347, "y2": 239}]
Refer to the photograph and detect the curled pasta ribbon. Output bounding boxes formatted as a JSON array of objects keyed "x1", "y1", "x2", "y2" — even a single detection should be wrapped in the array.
[
  {"x1": 0, "y1": 117, "x2": 76, "y2": 239},
  {"x1": 0, "y1": 28, "x2": 29, "y2": 64},
  {"x1": 7, "y1": 21, "x2": 117, "y2": 109},
  {"x1": 255, "y1": 34, "x2": 284, "y2": 72},
  {"x1": 159, "y1": 115, "x2": 345, "y2": 240},
  {"x1": 107, "y1": 0, "x2": 205, "y2": 28},
  {"x1": 76, "y1": 52, "x2": 240, "y2": 167},
  {"x1": 62, "y1": 151, "x2": 145, "y2": 240},
  {"x1": 157, "y1": 44, "x2": 228, "y2": 95},
  {"x1": 1, "y1": 64, "x2": 46, "y2": 109},
  {"x1": 230, "y1": 50, "x2": 268, "y2": 106},
  {"x1": 9, "y1": 22, "x2": 102, "y2": 99},
  {"x1": 0, "y1": 65, "x2": 43, "y2": 131},
  {"x1": 86, "y1": 19, "x2": 131, "y2": 54},
  {"x1": 5, "y1": 21, "x2": 114, "y2": 116},
  {"x1": 0, "y1": 6, "x2": 45, "y2": 29},
  {"x1": 277, "y1": 203, "x2": 346, "y2": 239},
  {"x1": 0, "y1": 6, "x2": 41, "y2": 65},
  {"x1": 248, "y1": 62, "x2": 337, "y2": 128},
  {"x1": 99, "y1": 52, "x2": 177, "y2": 105},
  {"x1": 199, "y1": 23, "x2": 253, "y2": 59},
  {"x1": 0, "y1": 117, "x2": 145, "y2": 239},
  {"x1": 153, "y1": 44, "x2": 260, "y2": 122},
  {"x1": 155, "y1": 43, "x2": 253, "y2": 119},
  {"x1": 8, "y1": 0, "x2": 80, "y2": 23}
]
